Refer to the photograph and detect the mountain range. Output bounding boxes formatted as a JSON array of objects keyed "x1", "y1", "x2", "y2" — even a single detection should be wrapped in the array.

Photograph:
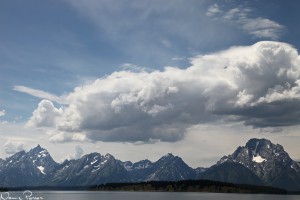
[{"x1": 0, "y1": 138, "x2": 299, "y2": 191}]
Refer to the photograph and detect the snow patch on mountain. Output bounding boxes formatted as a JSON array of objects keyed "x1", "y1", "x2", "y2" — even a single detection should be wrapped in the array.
[
  {"x1": 252, "y1": 155, "x2": 266, "y2": 163},
  {"x1": 37, "y1": 166, "x2": 45, "y2": 174},
  {"x1": 37, "y1": 150, "x2": 48, "y2": 158}
]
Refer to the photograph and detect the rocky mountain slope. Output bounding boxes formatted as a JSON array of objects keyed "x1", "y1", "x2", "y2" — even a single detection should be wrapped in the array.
[
  {"x1": 206, "y1": 138, "x2": 300, "y2": 190},
  {"x1": 0, "y1": 145, "x2": 58, "y2": 187}
]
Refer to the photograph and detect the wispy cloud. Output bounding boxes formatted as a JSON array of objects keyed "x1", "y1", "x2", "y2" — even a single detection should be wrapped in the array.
[
  {"x1": 242, "y1": 18, "x2": 284, "y2": 40},
  {"x1": 13, "y1": 86, "x2": 66, "y2": 104},
  {"x1": 206, "y1": 3, "x2": 223, "y2": 17},
  {"x1": 172, "y1": 57, "x2": 187, "y2": 61},
  {"x1": 63, "y1": 0, "x2": 223, "y2": 65},
  {"x1": 119, "y1": 63, "x2": 153, "y2": 73},
  {"x1": 161, "y1": 39, "x2": 172, "y2": 48},
  {"x1": 206, "y1": 4, "x2": 285, "y2": 40}
]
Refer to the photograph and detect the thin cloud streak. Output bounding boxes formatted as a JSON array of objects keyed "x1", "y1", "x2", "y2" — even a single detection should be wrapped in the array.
[{"x1": 13, "y1": 86, "x2": 67, "y2": 104}]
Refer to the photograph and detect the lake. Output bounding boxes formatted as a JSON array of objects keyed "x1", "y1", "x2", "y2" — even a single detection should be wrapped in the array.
[{"x1": 2, "y1": 191, "x2": 300, "y2": 200}]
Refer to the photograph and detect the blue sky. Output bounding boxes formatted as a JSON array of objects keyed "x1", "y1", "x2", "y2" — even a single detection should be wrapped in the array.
[{"x1": 1, "y1": 0, "x2": 300, "y2": 167}]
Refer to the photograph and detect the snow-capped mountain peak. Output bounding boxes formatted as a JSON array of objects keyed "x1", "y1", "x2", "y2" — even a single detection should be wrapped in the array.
[
  {"x1": 217, "y1": 138, "x2": 300, "y2": 190},
  {"x1": 27, "y1": 145, "x2": 58, "y2": 176},
  {"x1": 163, "y1": 153, "x2": 174, "y2": 158},
  {"x1": 28, "y1": 145, "x2": 50, "y2": 158}
]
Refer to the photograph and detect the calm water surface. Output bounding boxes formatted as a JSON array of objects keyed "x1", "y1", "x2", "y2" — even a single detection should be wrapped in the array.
[{"x1": 2, "y1": 191, "x2": 300, "y2": 200}]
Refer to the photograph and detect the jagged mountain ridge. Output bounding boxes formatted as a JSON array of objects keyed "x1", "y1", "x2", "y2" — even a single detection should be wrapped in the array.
[
  {"x1": 50, "y1": 152, "x2": 129, "y2": 186},
  {"x1": 0, "y1": 145, "x2": 58, "y2": 187},
  {"x1": 213, "y1": 138, "x2": 300, "y2": 190},
  {"x1": 0, "y1": 138, "x2": 300, "y2": 191},
  {"x1": 0, "y1": 146, "x2": 202, "y2": 187},
  {"x1": 142, "y1": 153, "x2": 195, "y2": 181}
]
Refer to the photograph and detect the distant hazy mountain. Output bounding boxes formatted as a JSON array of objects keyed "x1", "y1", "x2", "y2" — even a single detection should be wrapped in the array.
[{"x1": 0, "y1": 138, "x2": 299, "y2": 191}]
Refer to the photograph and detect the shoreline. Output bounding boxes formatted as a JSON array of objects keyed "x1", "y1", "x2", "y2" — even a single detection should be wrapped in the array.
[{"x1": 3, "y1": 180, "x2": 296, "y2": 195}]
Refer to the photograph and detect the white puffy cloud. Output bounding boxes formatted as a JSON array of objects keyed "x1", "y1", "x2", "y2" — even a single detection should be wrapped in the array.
[
  {"x1": 73, "y1": 145, "x2": 84, "y2": 159},
  {"x1": 27, "y1": 41, "x2": 300, "y2": 143},
  {"x1": 26, "y1": 100, "x2": 63, "y2": 128},
  {"x1": 4, "y1": 140, "x2": 24, "y2": 154},
  {"x1": 0, "y1": 110, "x2": 5, "y2": 117},
  {"x1": 74, "y1": 145, "x2": 84, "y2": 159},
  {"x1": 65, "y1": 145, "x2": 84, "y2": 160},
  {"x1": 49, "y1": 131, "x2": 87, "y2": 143}
]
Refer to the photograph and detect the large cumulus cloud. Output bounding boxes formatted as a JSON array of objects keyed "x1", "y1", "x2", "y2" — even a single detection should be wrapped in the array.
[{"x1": 27, "y1": 41, "x2": 300, "y2": 142}]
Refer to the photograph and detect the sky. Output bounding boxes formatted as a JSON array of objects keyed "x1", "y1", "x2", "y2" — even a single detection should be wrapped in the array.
[{"x1": 1, "y1": 0, "x2": 300, "y2": 167}]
